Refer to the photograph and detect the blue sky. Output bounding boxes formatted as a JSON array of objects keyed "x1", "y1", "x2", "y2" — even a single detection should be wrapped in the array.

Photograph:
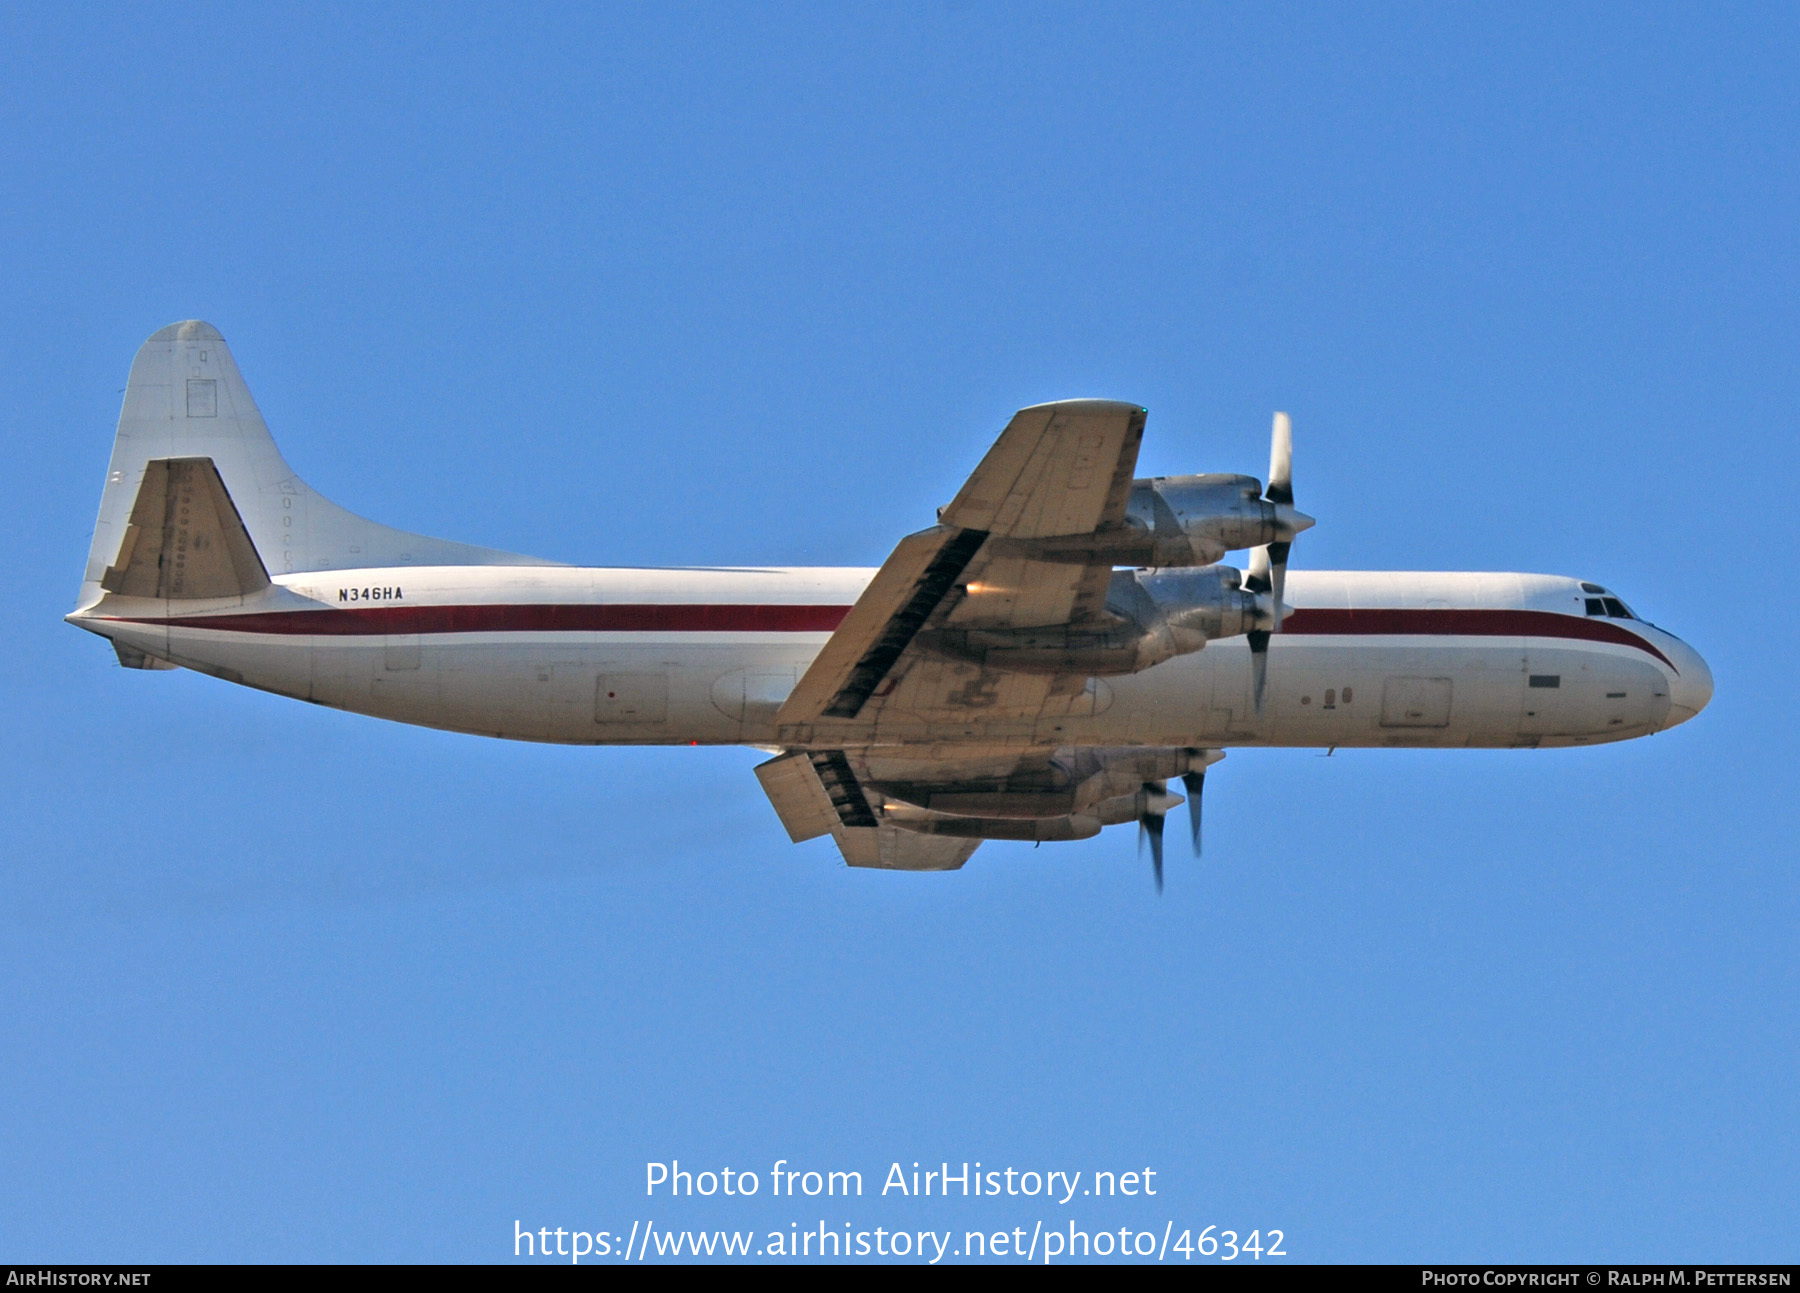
[{"x1": 1, "y1": 3, "x2": 1794, "y2": 1263}]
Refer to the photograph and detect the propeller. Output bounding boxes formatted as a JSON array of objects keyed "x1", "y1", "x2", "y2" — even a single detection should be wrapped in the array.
[
  {"x1": 1246, "y1": 412, "x2": 1314, "y2": 712},
  {"x1": 1135, "y1": 780, "x2": 1184, "y2": 893}
]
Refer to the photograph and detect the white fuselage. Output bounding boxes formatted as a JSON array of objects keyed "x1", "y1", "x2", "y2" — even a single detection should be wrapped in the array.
[{"x1": 87, "y1": 565, "x2": 1712, "y2": 751}]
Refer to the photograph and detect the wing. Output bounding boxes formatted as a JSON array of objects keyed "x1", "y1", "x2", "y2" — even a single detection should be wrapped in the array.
[
  {"x1": 776, "y1": 399, "x2": 1146, "y2": 744},
  {"x1": 751, "y1": 742, "x2": 1211, "y2": 870},
  {"x1": 753, "y1": 749, "x2": 982, "y2": 871},
  {"x1": 830, "y1": 823, "x2": 981, "y2": 871}
]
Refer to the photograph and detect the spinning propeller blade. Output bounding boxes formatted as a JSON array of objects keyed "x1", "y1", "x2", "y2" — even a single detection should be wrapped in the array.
[
  {"x1": 1138, "y1": 811, "x2": 1165, "y2": 893},
  {"x1": 1267, "y1": 411, "x2": 1294, "y2": 505},
  {"x1": 1247, "y1": 412, "x2": 1312, "y2": 713},
  {"x1": 1135, "y1": 780, "x2": 1182, "y2": 894},
  {"x1": 1181, "y1": 769, "x2": 1206, "y2": 857}
]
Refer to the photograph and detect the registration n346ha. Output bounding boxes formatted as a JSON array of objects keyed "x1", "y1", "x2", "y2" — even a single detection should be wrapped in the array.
[{"x1": 69, "y1": 322, "x2": 1711, "y2": 884}]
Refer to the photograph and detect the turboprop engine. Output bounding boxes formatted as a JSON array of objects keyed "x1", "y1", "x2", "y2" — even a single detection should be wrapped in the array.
[
  {"x1": 869, "y1": 745, "x2": 1226, "y2": 891},
  {"x1": 920, "y1": 563, "x2": 1272, "y2": 676},
  {"x1": 1018, "y1": 472, "x2": 1314, "y2": 568}
]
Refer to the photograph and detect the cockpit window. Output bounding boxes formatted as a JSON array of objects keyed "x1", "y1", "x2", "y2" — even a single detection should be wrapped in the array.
[
  {"x1": 1584, "y1": 595, "x2": 1638, "y2": 619},
  {"x1": 1580, "y1": 582, "x2": 1607, "y2": 594}
]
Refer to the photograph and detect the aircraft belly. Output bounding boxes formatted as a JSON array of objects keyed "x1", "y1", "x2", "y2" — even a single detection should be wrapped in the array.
[
  {"x1": 1050, "y1": 638, "x2": 1538, "y2": 750},
  {"x1": 1252, "y1": 638, "x2": 1530, "y2": 749},
  {"x1": 1068, "y1": 652, "x2": 1217, "y2": 748},
  {"x1": 161, "y1": 628, "x2": 317, "y2": 702},
  {"x1": 1072, "y1": 636, "x2": 1539, "y2": 751},
  {"x1": 305, "y1": 634, "x2": 822, "y2": 744},
  {"x1": 102, "y1": 619, "x2": 172, "y2": 669}
]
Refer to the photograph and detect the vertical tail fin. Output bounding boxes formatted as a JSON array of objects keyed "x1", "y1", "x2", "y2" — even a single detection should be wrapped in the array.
[{"x1": 77, "y1": 321, "x2": 546, "y2": 611}]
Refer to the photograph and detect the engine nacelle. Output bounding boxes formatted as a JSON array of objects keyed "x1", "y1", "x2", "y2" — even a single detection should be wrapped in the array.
[
  {"x1": 1125, "y1": 473, "x2": 1283, "y2": 565},
  {"x1": 1130, "y1": 565, "x2": 1268, "y2": 648},
  {"x1": 879, "y1": 806, "x2": 1103, "y2": 842},
  {"x1": 871, "y1": 749, "x2": 1212, "y2": 823},
  {"x1": 1010, "y1": 474, "x2": 1306, "y2": 567},
  {"x1": 920, "y1": 565, "x2": 1262, "y2": 676},
  {"x1": 878, "y1": 784, "x2": 1182, "y2": 841}
]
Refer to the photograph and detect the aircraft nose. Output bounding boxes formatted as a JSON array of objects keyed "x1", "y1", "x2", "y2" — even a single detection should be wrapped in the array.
[{"x1": 1664, "y1": 636, "x2": 1714, "y2": 727}]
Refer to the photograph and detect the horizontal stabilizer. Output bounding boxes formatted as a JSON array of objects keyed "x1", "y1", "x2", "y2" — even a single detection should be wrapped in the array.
[{"x1": 101, "y1": 457, "x2": 270, "y2": 601}]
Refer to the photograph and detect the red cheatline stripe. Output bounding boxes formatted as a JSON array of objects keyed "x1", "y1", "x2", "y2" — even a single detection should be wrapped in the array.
[
  {"x1": 1280, "y1": 607, "x2": 1675, "y2": 668},
  {"x1": 99, "y1": 603, "x2": 1675, "y2": 668},
  {"x1": 103, "y1": 603, "x2": 852, "y2": 635}
]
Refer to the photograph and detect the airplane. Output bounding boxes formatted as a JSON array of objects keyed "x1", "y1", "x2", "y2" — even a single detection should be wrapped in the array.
[{"x1": 67, "y1": 321, "x2": 1713, "y2": 886}]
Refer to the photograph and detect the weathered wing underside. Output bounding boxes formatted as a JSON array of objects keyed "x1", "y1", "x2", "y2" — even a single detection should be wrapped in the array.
[
  {"x1": 776, "y1": 399, "x2": 1146, "y2": 748},
  {"x1": 763, "y1": 399, "x2": 1151, "y2": 869},
  {"x1": 753, "y1": 745, "x2": 1078, "y2": 871}
]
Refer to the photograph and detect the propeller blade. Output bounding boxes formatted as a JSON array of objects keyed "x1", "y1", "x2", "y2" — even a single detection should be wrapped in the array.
[
  {"x1": 1264, "y1": 414, "x2": 1298, "y2": 628},
  {"x1": 1249, "y1": 630, "x2": 1270, "y2": 713},
  {"x1": 1144, "y1": 812, "x2": 1165, "y2": 892},
  {"x1": 1245, "y1": 411, "x2": 1298, "y2": 710},
  {"x1": 1266, "y1": 411, "x2": 1294, "y2": 505},
  {"x1": 1245, "y1": 543, "x2": 1271, "y2": 594},
  {"x1": 1136, "y1": 780, "x2": 1175, "y2": 894},
  {"x1": 1267, "y1": 540, "x2": 1290, "y2": 632},
  {"x1": 1181, "y1": 770, "x2": 1206, "y2": 856},
  {"x1": 1137, "y1": 821, "x2": 1166, "y2": 893}
]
